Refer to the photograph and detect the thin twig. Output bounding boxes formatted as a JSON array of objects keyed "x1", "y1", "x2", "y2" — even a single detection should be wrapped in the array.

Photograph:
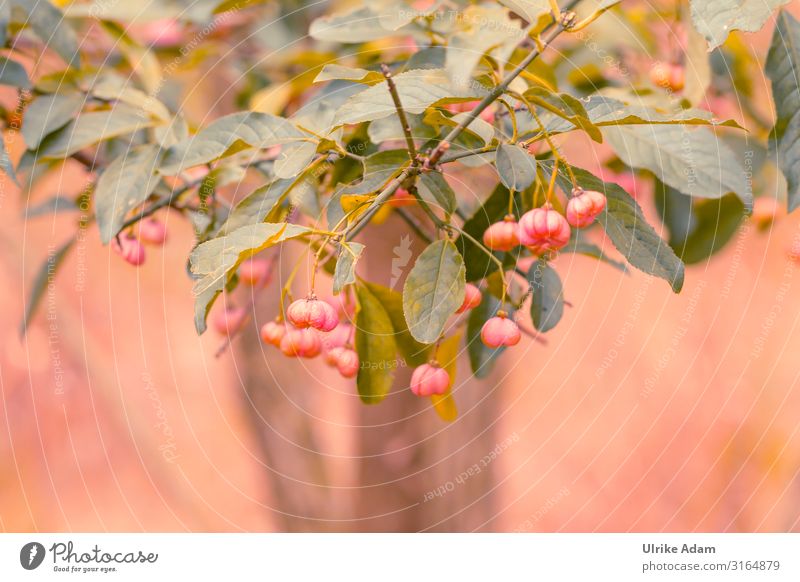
[
  {"x1": 426, "y1": 0, "x2": 580, "y2": 167},
  {"x1": 395, "y1": 207, "x2": 434, "y2": 242},
  {"x1": 381, "y1": 63, "x2": 418, "y2": 164},
  {"x1": 344, "y1": 167, "x2": 418, "y2": 240}
]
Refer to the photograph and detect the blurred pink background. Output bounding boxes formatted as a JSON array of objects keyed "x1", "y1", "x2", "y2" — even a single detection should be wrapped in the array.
[{"x1": 3, "y1": 5, "x2": 800, "y2": 533}]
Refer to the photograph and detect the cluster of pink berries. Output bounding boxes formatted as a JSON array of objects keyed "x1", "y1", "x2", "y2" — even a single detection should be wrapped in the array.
[
  {"x1": 111, "y1": 218, "x2": 168, "y2": 266},
  {"x1": 482, "y1": 188, "x2": 607, "y2": 257},
  {"x1": 260, "y1": 295, "x2": 360, "y2": 379}
]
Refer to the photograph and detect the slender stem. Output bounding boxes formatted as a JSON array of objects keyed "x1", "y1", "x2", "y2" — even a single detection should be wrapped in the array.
[
  {"x1": 381, "y1": 63, "x2": 418, "y2": 164},
  {"x1": 395, "y1": 207, "x2": 434, "y2": 243},
  {"x1": 425, "y1": 0, "x2": 580, "y2": 167},
  {"x1": 520, "y1": 94, "x2": 579, "y2": 188},
  {"x1": 546, "y1": 157, "x2": 559, "y2": 203},
  {"x1": 344, "y1": 167, "x2": 417, "y2": 240},
  {"x1": 408, "y1": 185, "x2": 446, "y2": 229},
  {"x1": 449, "y1": 223, "x2": 508, "y2": 305}
]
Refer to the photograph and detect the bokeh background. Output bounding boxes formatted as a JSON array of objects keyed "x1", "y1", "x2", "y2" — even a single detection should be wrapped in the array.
[{"x1": 3, "y1": 0, "x2": 800, "y2": 532}]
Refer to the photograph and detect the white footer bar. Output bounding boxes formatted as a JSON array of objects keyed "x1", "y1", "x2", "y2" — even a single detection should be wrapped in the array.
[{"x1": 1, "y1": 534, "x2": 797, "y2": 581}]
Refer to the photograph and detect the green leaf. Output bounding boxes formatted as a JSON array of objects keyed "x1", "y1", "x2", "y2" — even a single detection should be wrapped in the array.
[
  {"x1": 527, "y1": 259, "x2": 564, "y2": 332},
  {"x1": 314, "y1": 64, "x2": 383, "y2": 85},
  {"x1": 25, "y1": 195, "x2": 79, "y2": 219},
  {"x1": 98, "y1": 21, "x2": 162, "y2": 95},
  {"x1": 333, "y1": 241, "x2": 364, "y2": 294},
  {"x1": 767, "y1": 11, "x2": 800, "y2": 212},
  {"x1": 31, "y1": 106, "x2": 158, "y2": 160},
  {"x1": 273, "y1": 140, "x2": 317, "y2": 179},
  {"x1": 191, "y1": 223, "x2": 310, "y2": 333},
  {"x1": 368, "y1": 112, "x2": 437, "y2": 144},
  {"x1": 95, "y1": 144, "x2": 163, "y2": 244},
  {"x1": 655, "y1": 180, "x2": 746, "y2": 264},
  {"x1": 354, "y1": 283, "x2": 398, "y2": 404},
  {"x1": 495, "y1": 144, "x2": 537, "y2": 191},
  {"x1": 0, "y1": 134, "x2": 17, "y2": 185},
  {"x1": 417, "y1": 171, "x2": 456, "y2": 216},
  {"x1": 21, "y1": 93, "x2": 84, "y2": 150},
  {"x1": 334, "y1": 69, "x2": 488, "y2": 126},
  {"x1": 547, "y1": 162, "x2": 685, "y2": 292},
  {"x1": 20, "y1": 238, "x2": 75, "y2": 337},
  {"x1": 0, "y1": 56, "x2": 31, "y2": 89},
  {"x1": 446, "y1": 5, "x2": 522, "y2": 88},
  {"x1": 497, "y1": 0, "x2": 549, "y2": 23},
  {"x1": 160, "y1": 111, "x2": 312, "y2": 175},
  {"x1": 683, "y1": 11, "x2": 712, "y2": 106},
  {"x1": 219, "y1": 177, "x2": 302, "y2": 235},
  {"x1": 403, "y1": 240, "x2": 466, "y2": 344},
  {"x1": 310, "y1": 5, "x2": 409, "y2": 43},
  {"x1": 690, "y1": 0, "x2": 790, "y2": 50},
  {"x1": 466, "y1": 290, "x2": 512, "y2": 378},
  {"x1": 13, "y1": 0, "x2": 81, "y2": 68},
  {"x1": 536, "y1": 95, "x2": 743, "y2": 135},
  {"x1": 90, "y1": 74, "x2": 170, "y2": 120},
  {"x1": 524, "y1": 87, "x2": 603, "y2": 142},
  {"x1": 363, "y1": 282, "x2": 430, "y2": 367},
  {"x1": 602, "y1": 123, "x2": 752, "y2": 206},
  {"x1": 0, "y1": 2, "x2": 9, "y2": 47}
]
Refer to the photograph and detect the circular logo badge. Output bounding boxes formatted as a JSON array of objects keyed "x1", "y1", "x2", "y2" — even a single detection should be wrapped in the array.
[{"x1": 20, "y1": 542, "x2": 46, "y2": 570}]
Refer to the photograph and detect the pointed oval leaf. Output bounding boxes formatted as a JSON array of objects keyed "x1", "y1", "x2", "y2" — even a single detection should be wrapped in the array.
[
  {"x1": 690, "y1": 0, "x2": 790, "y2": 50},
  {"x1": 417, "y1": 171, "x2": 456, "y2": 216},
  {"x1": 363, "y1": 282, "x2": 430, "y2": 366},
  {"x1": 160, "y1": 111, "x2": 312, "y2": 175},
  {"x1": 0, "y1": 56, "x2": 31, "y2": 89},
  {"x1": 603, "y1": 123, "x2": 752, "y2": 206},
  {"x1": 95, "y1": 144, "x2": 163, "y2": 244},
  {"x1": 22, "y1": 93, "x2": 84, "y2": 150},
  {"x1": 355, "y1": 283, "x2": 398, "y2": 404},
  {"x1": 495, "y1": 143, "x2": 537, "y2": 191},
  {"x1": 528, "y1": 259, "x2": 564, "y2": 332},
  {"x1": 333, "y1": 241, "x2": 364, "y2": 294},
  {"x1": 403, "y1": 240, "x2": 466, "y2": 344},
  {"x1": 767, "y1": 11, "x2": 800, "y2": 212}
]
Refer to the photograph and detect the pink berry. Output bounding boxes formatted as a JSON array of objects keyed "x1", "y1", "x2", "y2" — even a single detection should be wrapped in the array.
[
  {"x1": 136, "y1": 218, "x2": 168, "y2": 245},
  {"x1": 260, "y1": 320, "x2": 286, "y2": 347},
  {"x1": 483, "y1": 215, "x2": 520, "y2": 252},
  {"x1": 112, "y1": 234, "x2": 146, "y2": 266},
  {"x1": 566, "y1": 188, "x2": 607, "y2": 228},
  {"x1": 211, "y1": 306, "x2": 248, "y2": 336},
  {"x1": 280, "y1": 328, "x2": 322, "y2": 358},
  {"x1": 238, "y1": 258, "x2": 272, "y2": 287},
  {"x1": 335, "y1": 348, "x2": 360, "y2": 378},
  {"x1": 389, "y1": 187, "x2": 416, "y2": 208},
  {"x1": 286, "y1": 296, "x2": 339, "y2": 332},
  {"x1": 481, "y1": 312, "x2": 521, "y2": 348},
  {"x1": 456, "y1": 283, "x2": 482, "y2": 314},
  {"x1": 410, "y1": 363, "x2": 450, "y2": 397},
  {"x1": 518, "y1": 204, "x2": 571, "y2": 255},
  {"x1": 322, "y1": 323, "x2": 353, "y2": 353},
  {"x1": 325, "y1": 345, "x2": 346, "y2": 367}
]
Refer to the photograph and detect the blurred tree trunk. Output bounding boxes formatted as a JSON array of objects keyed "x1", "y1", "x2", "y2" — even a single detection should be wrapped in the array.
[{"x1": 239, "y1": 218, "x2": 501, "y2": 532}]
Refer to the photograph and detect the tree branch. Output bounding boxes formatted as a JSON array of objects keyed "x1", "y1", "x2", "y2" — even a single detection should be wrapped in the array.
[
  {"x1": 381, "y1": 63, "x2": 418, "y2": 164},
  {"x1": 426, "y1": 0, "x2": 580, "y2": 167}
]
